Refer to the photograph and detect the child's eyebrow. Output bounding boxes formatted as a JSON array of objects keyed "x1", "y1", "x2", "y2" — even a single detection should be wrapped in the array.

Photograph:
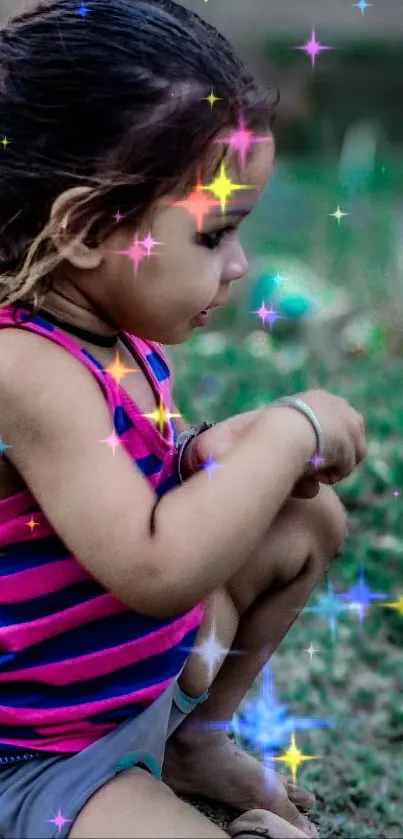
[{"x1": 209, "y1": 206, "x2": 252, "y2": 221}]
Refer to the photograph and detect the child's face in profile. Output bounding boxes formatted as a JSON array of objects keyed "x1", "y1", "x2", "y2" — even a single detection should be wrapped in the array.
[{"x1": 62, "y1": 134, "x2": 275, "y2": 345}]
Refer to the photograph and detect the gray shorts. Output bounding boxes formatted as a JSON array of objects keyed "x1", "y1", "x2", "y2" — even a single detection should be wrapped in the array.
[{"x1": 0, "y1": 678, "x2": 209, "y2": 839}]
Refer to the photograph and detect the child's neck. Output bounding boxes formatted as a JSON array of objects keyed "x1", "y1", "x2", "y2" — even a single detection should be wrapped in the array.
[{"x1": 40, "y1": 284, "x2": 120, "y2": 342}]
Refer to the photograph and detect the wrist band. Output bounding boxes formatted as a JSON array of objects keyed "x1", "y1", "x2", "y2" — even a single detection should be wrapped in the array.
[
  {"x1": 274, "y1": 397, "x2": 324, "y2": 467},
  {"x1": 175, "y1": 421, "x2": 216, "y2": 483}
]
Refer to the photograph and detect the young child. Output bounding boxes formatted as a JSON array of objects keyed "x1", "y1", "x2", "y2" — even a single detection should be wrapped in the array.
[{"x1": 0, "y1": 2, "x2": 367, "y2": 838}]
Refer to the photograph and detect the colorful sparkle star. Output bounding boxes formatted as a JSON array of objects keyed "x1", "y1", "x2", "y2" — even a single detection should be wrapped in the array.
[
  {"x1": 117, "y1": 233, "x2": 147, "y2": 276},
  {"x1": 46, "y1": 807, "x2": 72, "y2": 833},
  {"x1": 303, "y1": 577, "x2": 350, "y2": 641},
  {"x1": 338, "y1": 566, "x2": 387, "y2": 625},
  {"x1": 201, "y1": 452, "x2": 226, "y2": 482},
  {"x1": 77, "y1": 2, "x2": 89, "y2": 18},
  {"x1": 114, "y1": 210, "x2": 123, "y2": 223},
  {"x1": 304, "y1": 643, "x2": 319, "y2": 661},
  {"x1": 253, "y1": 302, "x2": 284, "y2": 330},
  {"x1": 100, "y1": 431, "x2": 121, "y2": 456},
  {"x1": 179, "y1": 617, "x2": 244, "y2": 684},
  {"x1": 214, "y1": 110, "x2": 271, "y2": 171},
  {"x1": 329, "y1": 205, "x2": 349, "y2": 224},
  {"x1": 203, "y1": 89, "x2": 221, "y2": 109},
  {"x1": 272, "y1": 272, "x2": 284, "y2": 288},
  {"x1": 381, "y1": 594, "x2": 403, "y2": 617},
  {"x1": 1, "y1": 136, "x2": 10, "y2": 150},
  {"x1": 141, "y1": 231, "x2": 163, "y2": 257},
  {"x1": 231, "y1": 665, "x2": 329, "y2": 797},
  {"x1": 354, "y1": 0, "x2": 372, "y2": 14},
  {"x1": 393, "y1": 489, "x2": 400, "y2": 498},
  {"x1": 309, "y1": 452, "x2": 326, "y2": 471},
  {"x1": 273, "y1": 732, "x2": 319, "y2": 784},
  {"x1": 26, "y1": 517, "x2": 40, "y2": 533},
  {"x1": 173, "y1": 176, "x2": 221, "y2": 232},
  {"x1": 104, "y1": 350, "x2": 138, "y2": 386},
  {"x1": 143, "y1": 401, "x2": 181, "y2": 435},
  {"x1": 0, "y1": 438, "x2": 12, "y2": 457},
  {"x1": 202, "y1": 160, "x2": 253, "y2": 215},
  {"x1": 295, "y1": 29, "x2": 334, "y2": 69}
]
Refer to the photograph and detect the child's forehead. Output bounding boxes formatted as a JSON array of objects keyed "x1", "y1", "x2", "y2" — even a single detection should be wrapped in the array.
[
  {"x1": 208, "y1": 138, "x2": 275, "y2": 211},
  {"x1": 227, "y1": 137, "x2": 275, "y2": 185}
]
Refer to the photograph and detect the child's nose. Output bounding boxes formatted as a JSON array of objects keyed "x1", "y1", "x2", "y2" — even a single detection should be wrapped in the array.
[{"x1": 225, "y1": 253, "x2": 249, "y2": 283}]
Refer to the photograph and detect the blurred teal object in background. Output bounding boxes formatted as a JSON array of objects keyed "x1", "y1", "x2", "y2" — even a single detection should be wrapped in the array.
[{"x1": 249, "y1": 271, "x2": 315, "y2": 321}]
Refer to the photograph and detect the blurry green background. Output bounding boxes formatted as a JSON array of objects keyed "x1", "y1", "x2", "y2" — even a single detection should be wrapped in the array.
[{"x1": 171, "y1": 2, "x2": 403, "y2": 837}]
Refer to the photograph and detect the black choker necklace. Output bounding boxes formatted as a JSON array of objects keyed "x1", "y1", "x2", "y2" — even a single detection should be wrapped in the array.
[{"x1": 14, "y1": 301, "x2": 120, "y2": 348}]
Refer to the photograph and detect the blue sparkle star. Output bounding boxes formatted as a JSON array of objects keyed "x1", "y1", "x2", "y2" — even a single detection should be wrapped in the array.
[
  {"x1": 231, "y1": 665, "x2": 330, "y2": 796},
  {"x1": 78, "y1": 3, "x2": 90, "y2": 18},
  {"x1": 303, "y1": 578, "x2": 350, "y2": 642},
  {"x1": 202, "y1": 452, "x2": 226, "y2": 483},
  {"x1": 354, "y1": 0, "x2": 372, "y2": 14},
  {"x1": 0, "y1": 438, "x2": 12, "y2": 457},
  {"x1": 337, "y1": 566, "x2": 387, "y2": 625}
]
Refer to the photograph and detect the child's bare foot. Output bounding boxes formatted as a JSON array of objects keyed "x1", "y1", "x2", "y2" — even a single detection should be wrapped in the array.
[
  {"x1": 162, "y1": 730, "x2": 318, "y2": 838},
  {"x1": 228, "y1": 808, "x2": 314, "y2": 838}
]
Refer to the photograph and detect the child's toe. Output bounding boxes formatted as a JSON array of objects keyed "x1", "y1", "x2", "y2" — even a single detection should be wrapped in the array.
[{"x1": 285, "y1": 777, "x2": 316, "y2": 811}]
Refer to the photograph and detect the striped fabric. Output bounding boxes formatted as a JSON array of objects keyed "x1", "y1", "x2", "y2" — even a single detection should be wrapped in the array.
[{"x1": 0, "y1": 304, "x2": 205, "y2": 767}]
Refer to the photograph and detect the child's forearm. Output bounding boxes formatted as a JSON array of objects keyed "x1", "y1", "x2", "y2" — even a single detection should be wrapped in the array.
[{"x1": 151, "y1": 404, "x2": 316, "y2": 614}]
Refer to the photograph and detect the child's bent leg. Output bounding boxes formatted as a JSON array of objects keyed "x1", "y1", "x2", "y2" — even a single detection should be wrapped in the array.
[
  {"x1": 164, "y1": 484, "x2": 348, "y2": 837},
  {"x1": 176, "y1": 483, "x2": 347, "y2": 707},
  {"x1": 68, "y1": 768, "x2": 228, "y2": 838},
  {"x1": 67, "y1": 766, "x2": 307, "y2": 839}
]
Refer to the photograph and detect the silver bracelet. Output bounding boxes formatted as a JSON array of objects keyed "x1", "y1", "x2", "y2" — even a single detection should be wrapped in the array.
[
  {"x1": 274, "y1": 397, "x2": 324, "y2": 467},
  {"x1": 175, "y1": 421, "x2": 216, "y2": 483}
]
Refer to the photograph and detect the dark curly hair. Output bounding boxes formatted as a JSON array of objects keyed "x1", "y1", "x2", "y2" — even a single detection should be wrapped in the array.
[{"x1": 0, "y1": 0, "x2": 278, "y2": 315}]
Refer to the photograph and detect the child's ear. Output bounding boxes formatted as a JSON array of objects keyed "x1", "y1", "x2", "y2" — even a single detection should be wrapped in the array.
[{"x1": 49, "y1": 186, "x2": 102, "y2": 270}]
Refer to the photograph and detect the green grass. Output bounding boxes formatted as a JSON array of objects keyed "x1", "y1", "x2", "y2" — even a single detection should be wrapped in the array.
[{"x1": 170, "y1": 334, "x2": 403, "y2": 837}]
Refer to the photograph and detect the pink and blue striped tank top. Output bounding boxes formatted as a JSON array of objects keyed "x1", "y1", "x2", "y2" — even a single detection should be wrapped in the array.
[{"x1": 0, "y1": 303, "x2": 205, "y2": 767}]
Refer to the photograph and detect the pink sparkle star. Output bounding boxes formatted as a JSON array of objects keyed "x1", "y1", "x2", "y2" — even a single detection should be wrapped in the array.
[
  {"x1": 295, "y1": 29, "x2": 334, "y2": 69},
  {"x1": 46, "y1": 807, "x2": 72, "y2": 834},
  {"x1": 117, "y1": 233, "x2": 147, "y2": 276},
  {"x1": 141, "y1": 231, "x2": 162, "y2": 257},
  {"x1": 214, "y1": 110, "x2": 271, "y2": 171},
  {"x1": 393, "y1": 490, "x2": 400, "y2": 498},
  {"x1": 114, "y1": 210, "x2": 123, "y2": 223},
  {"x1": 100, "y1": 431, "x2": 121, "y2": 455},
  {"x1": 253, "y1": 302, "x2": 283, "y2": 330}
]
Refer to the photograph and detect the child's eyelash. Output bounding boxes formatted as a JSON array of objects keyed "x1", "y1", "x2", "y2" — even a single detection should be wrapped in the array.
[{"x1": 196, "y1": 225, "x2": 237, "y2": 250}]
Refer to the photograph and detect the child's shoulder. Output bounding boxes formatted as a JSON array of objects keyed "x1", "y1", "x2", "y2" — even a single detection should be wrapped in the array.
[{"x1": 0, "y1": 325, "x2": 100, "y2": 436}]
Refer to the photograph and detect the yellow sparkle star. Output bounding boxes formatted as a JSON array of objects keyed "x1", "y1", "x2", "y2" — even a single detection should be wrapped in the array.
[
  {"x1": 381, "y1": 594, "x2": 403, "y2": 616},
  {"x1": 203, "y1": 89, "x2": 221, "y2": 109},
  {"x1": 329, "y1": 205, "x2": 349, "y2": 225},
  {"x1": 202, "y1": 160, "x2": 253, "y2": 215},
  {"x1": 26, "y1": 517, "x2": 40, "y2": 533},
  {"x1": 143, "y1": 401, "x2": 182, "y2": 435},
  {"x1": 1, "y1": 136, "x2": 10, "y2": 150},
  {"x1": 273, "y1": 733, "x2": 319, "y2": 784},
  {"x1": 104, "y1": 349, "x2": 138, "y2": 386}
]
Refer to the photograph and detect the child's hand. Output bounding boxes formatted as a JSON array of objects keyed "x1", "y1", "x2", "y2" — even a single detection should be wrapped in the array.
[{"x1": 180, "y1": 411, "x2": 321, "y2": 500}]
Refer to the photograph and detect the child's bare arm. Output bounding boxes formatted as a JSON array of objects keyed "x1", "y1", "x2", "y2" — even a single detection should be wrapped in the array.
[{"x1": 0, "y1": 329, "x2": 316, "y2": 619}]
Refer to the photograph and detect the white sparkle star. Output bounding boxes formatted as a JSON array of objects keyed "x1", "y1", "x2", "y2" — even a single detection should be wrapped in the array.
[{"x1": 304, "y1": 643, "x2": 319, "y2": 661}]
